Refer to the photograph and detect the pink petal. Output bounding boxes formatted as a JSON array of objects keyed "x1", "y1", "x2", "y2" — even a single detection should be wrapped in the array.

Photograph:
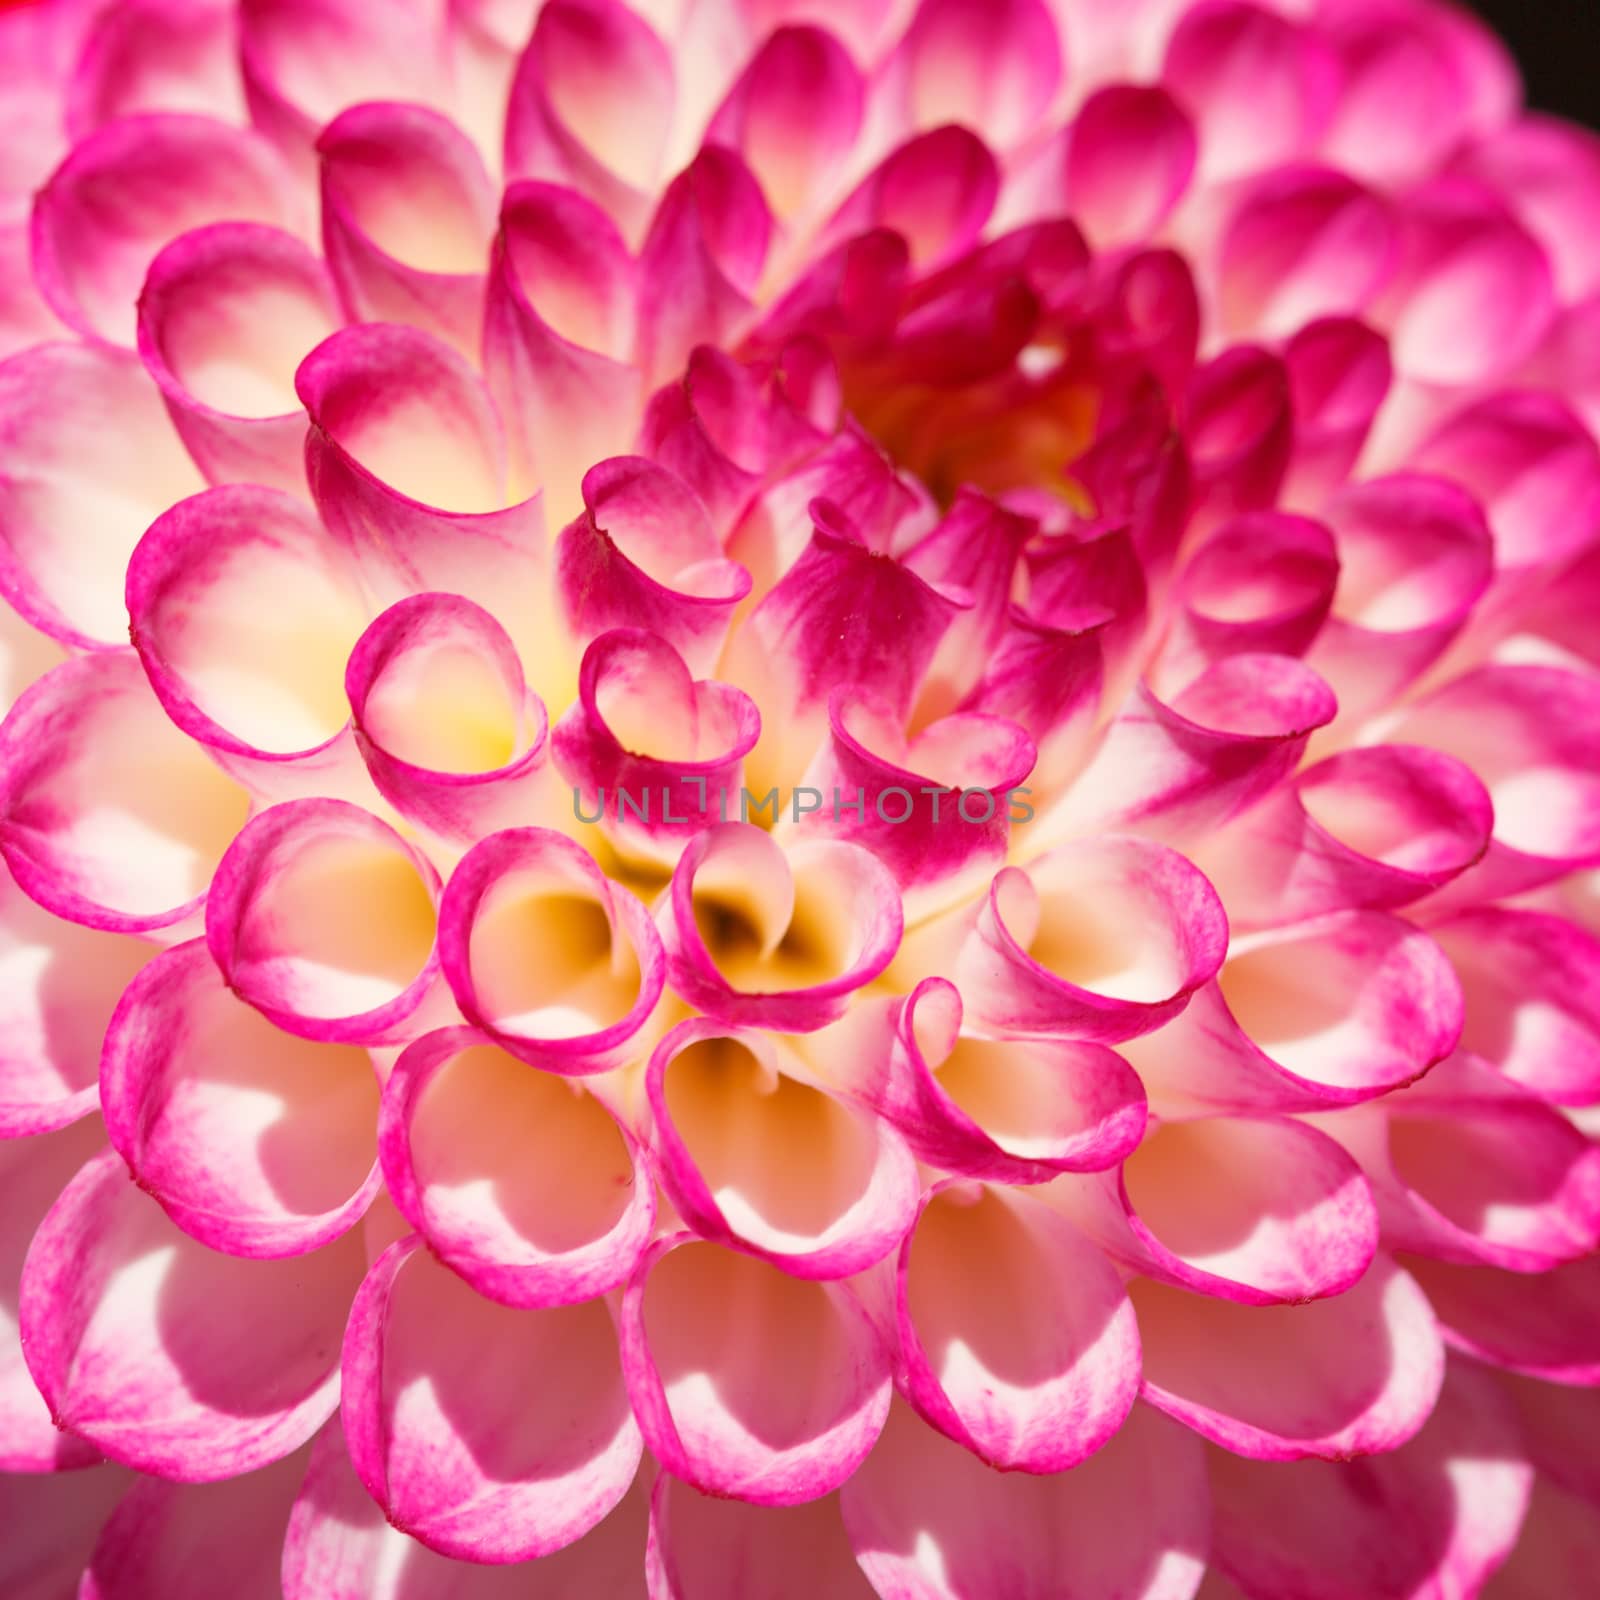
[
  {"x1": 0, "y1": 651, "x2": 249, "y2": 933},
  {"x1": 346, "y1": 592, "x2": 552, "y2": 843},
  {"x1": 1208, "y1": 1357, "x2": 1532, "y2": 1600},
  {"x1": 484, "y1": 179, "x2": 641, "y2": 517},
  {"x1": 284, "y1": 1413, "x2": 651, "y2": 1598},
  {"x1": 318, "y1": 101, "x2": 497, "y2": 359},
  {"x1": 1065, "y1": 86, "x2": 1197, "y2": 249},
  {"x1": 1484, "y1": 1476, "x2": 1600, "y2": 1600},
  {"x1": 80, "y1": 1445, "x2": 308, "y2": 1600},
  {"x1": 1128, "y1": 911, "x2": 1462, "y2": 1112},
  {"x1": 342, "y1": 1237, "x2": 641, "y2": 1563},
  {"x1": 1216, "y1": 167, "x2": 1396, "y2": 340},
  {"x1": 1134, "y1": 1255, "x2": 1445, "y2": 1460},
  {"x1": 438, "y1": 826, "x2": 665, "y2": 1073},
  {"x1": 0, "y1": 861, "x2": 153, "y2": 1138},
  {"x1": 136, "y1": 222, "x2": 344, "y2": 494},
  {"x1": 101, "y1": 937, "x2": 381, "y2": 1258},
  {"x1": 1404, "y1": 1252, "x2": 1600, "y2": 1384},
  {"x1": 298, "y1": 321, "x2": 551, "y2": 663},
  {"x1": 1198, "y1": 743, "x2": 1494, "y2": 929},
  {"x1": 0, "y1": 342, "x2": 205, "y2": 647},
  {"x1": 1183, "y1": 344, "x2": 1293, "y2": 531},
  {"x1": 844, "y1": 976, "x2": 1147, "y2": 1182},
  {"x1": 128, "y1": 485, "x2": 369, "y2": 781},
  {"x1": 380, "y1": 1026, "x2": 655, "y2": 1307},
  {"x1": 20, "y1": 1146, "x2": 365, "y2": 1479},
  {"x1": 550, "y1": 628, "x2": 759, "y2": 861},
  {"x1": 1279, "y1": 314, "x2": 1392, "y2": 511},
  {"x1": 504, "y1": 0, "x2": 676, "y2": 243},
  {"x1": 0, "y1": 1463, "x2": 136, "y2": 1600},
  {"x1": 555, "y1": 456, "x2": 751, "y2": 681},
  {"x1": 205, "y1": 798, "x2": 444, "y2": 1045},
  {"x1": 707, "y1": 24, "x2": 864, "y2": 220},
  {"x1": 0, "y1": 1116, "x2": 107, "y2": 1470},
  {"x1": 31, "y1": 113, "x2": 301, "y2": 346},
  {"x1": 895, "y1": 1183, "x2": 1140, "y2": 1472},
  {"x1": 840, "y1": 1398, "x2": 1209, "y2": 1600},
  {"x1": 648, "y1": 1476, "x2": 875, "y2": 1600},
  {"x1": 657, "y1": 822, "x2": 902, "y2": 1033},
  {"x1": 644, "y1": 1018, "x2": 918, "y2": 1278},
  {"x1": 620, "y1": 1233, "x2": 890, "y2": 1504},
  {"x1": 953, "y1": 837, "x2": 1228, "y2": 1044}
]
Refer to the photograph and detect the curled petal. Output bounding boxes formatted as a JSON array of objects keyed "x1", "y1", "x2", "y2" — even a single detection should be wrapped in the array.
[
  {"x1": 707, "y1": 24, "x2": 864, "y2": 220},
  {"x1": 129, "y1": 485, "x2": 369, "y2": 778},
  {"x1": 283, "y1": 1413, "x2": 651, "y2": 1598},
  {"x1": 67, "y1": 0, "x2": 246, "y2": 137},
  {"x1": 850, "y1": 977, "x2": 1147, "y2": 1181},
  {"x1": 505, "y1": 0, "x2": 676, "y2": 242},
  {"x1": 298, "y1": 321, "x2": 551, "y2": 665},
  {"x1": 136, "y1": 222, "x2": 344, "y2": 495},
  {"x1": 485, "y1": 180, "x2": 641, "y2": 516},
  {"x1": 0, "y1": 1462, "x2": 135, "y2": 1596},
  {"x1": 895, "y1": 1183, "x2": 1139, "y2": 1472},
  {"x1": 439, "y1": 826, "x2": 665, "y2": 1073},
  {"x1": 1485, "y1": 1476, "x2": 1600, "y2": 1599},
  {"x1": 1207, "y1": 1358, "x2": 1532, "y2": 1600},
  {"x1": 342, "y1": 1237, "x2": 641, "y2": 1563},
  {"x1": 1305, "y1": 473, "x2": 1494, "y2": 729},
  {"x1": 0, "y1": 342, "x2": 204, "y2": 647},
  {"x1": 1087, "y1": 1113, "x2": 1380, "y2": 1305},
  {"x1": 1407, "y1": 1252, "x2": 1600, "y2": 1383},
  {"x1": 1129, "y1": 911, "x2": 1462, "y2": 1113},
  {"x1": 31, "y1": 113, "x2": 301, "y2": 345},
  {"x1": 347, "y1": 592, "x2": 551, "y2": 843},
  {"x1": 0, "y1": 861, "x2": 153, "y2": 1137},
  {"x1": 1133, "y1": 1255, "x2": 1445, "y2": 1460},
  {"x1": 101, "y1": 938, "x2": 381, "y2": 1258},
  {"x1": 646, "y1": 1018, "x2": 918, "y2": 1277},
  {"x1": 648, "y1": 1477, "x2": 874, "y2": 1600},
  {"x1": 1216, "y1": 167, "x2": 1396, "y2": 340},
  {"x1": 1198, "y1": 743, "x2": 1494, "y2": 929},
  {"x1": 81, "y1": 1446, "x2": 307, "y2": 1600},
  {"x1": 551, "y1": 627, "x2": 759, "y2": 859},
  {"x1": 20, "y1": 1147, "x2": 364, "y2": 1479},
  {"x1": 1431, "y1": 908, "x2": 1600, "y2": 1105},
  {"x1": 827, "y1": 126, "x2": 998, "y2": 271},
  {"x1": 1066, "y1": 86, "x2": 1196, "y2": 249},
  {"x1": 637, "y1": 145, "x2": 772, "y2": 386},
  {"x1": 556, "y1": 456, "x2": 751, "y2": 679},
  {"x1": 205, "y1": 798, "x2": 443, "y2": 1045},
  {"x1": 841, "y1": 1398, "x2": 1209, "y2": 1600},
  {"x1": 318, "y1": 101, "x2": 497, "y2": 358},
  {"x1": 0, "y1": 1116, "x2": 107, "y2": 1469},
  {"x1": 0, "y1": 651, "x2": 249, "y2": 933},
  {"x1": 1280, "y1": 315, "x2": 1392, "y2": 511},
  {"x1": 620, "y1": 1233, "x2": 891, "y2": 1504},
  {"x1": 659, "y1": 821, "x2": 902, "y2": 1033},
  {"x1": 380, "y1": 1027, "x2": 654, "y2": 1307},
  {"x1": 1387, "y1": 664, "x2": 1600, "y2": 903},
  {"x1": 1184, "y1": 344, "x2": 1293, "y2": 529},
  {"x1": 1040, "y1": 654, "x2": 1336, "y2": 847},
  {"x1": 955, "y1": 836, "x2": 1228, "y2": 1044}
]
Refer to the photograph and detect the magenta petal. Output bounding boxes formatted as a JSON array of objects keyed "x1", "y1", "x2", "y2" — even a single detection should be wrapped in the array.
[
  {"x1": 101, "y1": 938, "x2": 381, "y2": 1258},
  {"x1": 1183, "y1": 344, "x2": 1293, "y2": 531},
  {"x1": 284, "y1": 1413, "x2": 651, "y2": 1598},
  {"x1": 841, "y1": 1398, "x2": 1209, "y2": 1600},
  {"x1": 1280, "y1": 315, "x2": 1393, "y2": 511},
  {"x1": 342, "y1": 1237, "x2": 642, "y2": 1563},
  {"x1": 1066, "y1": 85, "x2": 1197, "y2": 249},
  {"x1": 31, "y1": 113, "x2": 302, "y2": 346},
  {"x1": 0, "y1": 650, "x2": 249, "y2": 933},
  {"x1": 318, "y1": 101, "x2": 497, "y2": 360},
  {"x1": 648, "y1": 1476, "x2": 875, "y2": 1600},
  {"x1": 205, "y1": 798, "x2": 444, "y2": 1045},
  {"x1": 20, "y1": 1146, "x2": 364, "y2": 1479},
  {"x1": 136, "y1": 222, "x2": 344, "y2": 495},
  {"x1": 438, "y1": 825, "x2": 665, "y2": 1073},
  {"x1": 380, "y1": 1027, "x2": 655, "y2": 1307},
  {"x1": 621, "y1": 1233, "x2": 890, "y2": 1504}
]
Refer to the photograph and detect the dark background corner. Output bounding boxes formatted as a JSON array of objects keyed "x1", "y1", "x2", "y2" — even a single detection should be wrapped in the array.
[{"x1": 1464, "y1": 0, "x2": 1599, "y2": 128}]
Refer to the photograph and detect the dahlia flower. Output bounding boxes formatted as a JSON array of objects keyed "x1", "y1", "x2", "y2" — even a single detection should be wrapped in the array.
[{"x1": 3, "y1": 0, "x2": 1600, "y2": 1592}]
